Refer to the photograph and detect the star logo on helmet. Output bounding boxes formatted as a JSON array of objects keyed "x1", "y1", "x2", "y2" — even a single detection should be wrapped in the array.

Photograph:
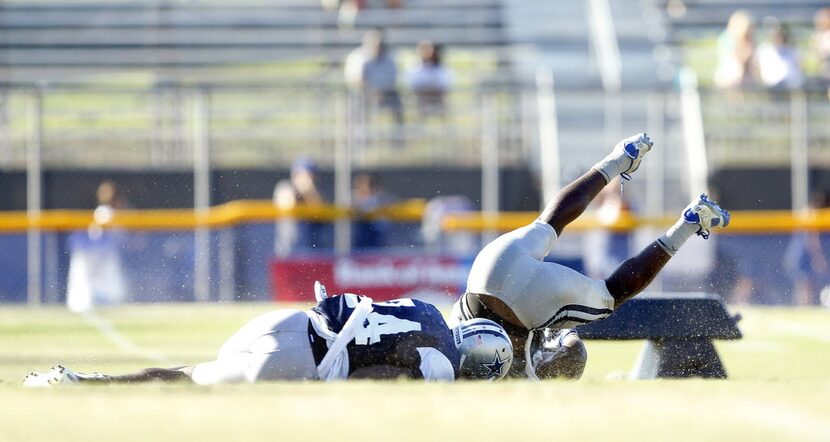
[{"x1": 482, "y1": 351, "x2": 508, "y2": 379}]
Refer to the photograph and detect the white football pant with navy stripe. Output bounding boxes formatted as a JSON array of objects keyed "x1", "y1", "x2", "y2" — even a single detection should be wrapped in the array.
[{"x1": 466, "y1": 220, "x2": 615, "y2": 330}]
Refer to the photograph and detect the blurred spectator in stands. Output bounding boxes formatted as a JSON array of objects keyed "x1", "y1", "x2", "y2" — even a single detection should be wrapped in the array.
[
  {"x1": 757, "y1": 19, "x2": 803, "y2": 91},
  {"x1": 335, "y1": 0, "x2": 360, "y2": 28},
  {"x1": 344, "y1": 29, "x2": 404, "y2": 128},
  {"x1": 273, "y1": 157, "x2": 330, "y2": 256},
  {"x1": 327, "y1": 0, "x2": 404, "y2": 29},
  {"x1": 784, "y1": 191, "x2": 830, "y2": 306},
  {"x1": 67, "y1": 180, "x2": 128, "y2": 312},
  {"x1": 92, "y1": 180, "x2": 129, "y2": 224},
  {"x1": 706, "y1": 236, "x2": 755, "y2": 306},
  {"x1": 812, "y1": 7, "x2": 830, "y2": 99},
  {"x1": 406, "y1": 41, "x2": 453, "y2": 118},
  {"x1": 584, "y1": 178, "x2": 632, "y2": 280},
  {"x1": 352, "y1": 172, "x2": 397, "y2": 250},
  {"x1": 700, "y1": 187, "x2": 754, "y2": 305},
  {"x1": 714, "y1": 10, "x2": 757, "y2": 90},
  {"x1": 321, "y1": 0, "x2": 339, "y2": 10},
  {"x1": 708, "y1": 247, "x2": 755, "y2": 305},
  {"x1": 421, "y1": 195, "x2": 475, "y2": 256}
]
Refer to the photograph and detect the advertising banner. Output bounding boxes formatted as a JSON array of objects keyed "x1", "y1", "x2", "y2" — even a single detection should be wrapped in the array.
[{"x1": 271, "y1": 255, "x2": 471, "y2": 303}]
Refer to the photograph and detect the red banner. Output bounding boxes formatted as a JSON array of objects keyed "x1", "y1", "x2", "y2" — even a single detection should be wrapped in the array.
[{"x1": 271, "y1": 255, "x2": 470, "y2": 303}]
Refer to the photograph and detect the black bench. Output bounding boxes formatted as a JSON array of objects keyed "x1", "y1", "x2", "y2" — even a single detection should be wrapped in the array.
[{"x1": 576, "y1": 293, "x2": 742, "y2": 379}]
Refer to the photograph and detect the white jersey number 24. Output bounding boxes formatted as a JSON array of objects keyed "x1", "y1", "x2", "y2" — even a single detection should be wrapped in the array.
[
  {"x1": 343, "y1": 295, "x2": 422, "y2": 345},
  {"x1": 353, "y1": 312, "x2": 422, "y2": 345}
]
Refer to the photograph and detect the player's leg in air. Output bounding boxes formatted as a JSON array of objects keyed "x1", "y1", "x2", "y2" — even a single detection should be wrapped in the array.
[
  {"x1": 452, "y1": 133, "x2": 730, "y2": 380},
  {"x1": 23, "y1": 309, "x2": 319, "y2": 386}
]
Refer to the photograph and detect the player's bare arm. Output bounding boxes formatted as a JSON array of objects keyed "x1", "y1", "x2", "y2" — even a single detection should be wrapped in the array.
[{"x1": 540, "y1": 133, "x2": 652, "y2": 236}]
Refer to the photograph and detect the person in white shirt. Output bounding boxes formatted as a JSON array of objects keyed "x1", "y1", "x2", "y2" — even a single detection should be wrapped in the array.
[
  {"x1": 406, "y1": 41, "x2": 453, "y2": 117},
  {"x1": 757, "y1": 20, "x2": 803, "y2": 90}
]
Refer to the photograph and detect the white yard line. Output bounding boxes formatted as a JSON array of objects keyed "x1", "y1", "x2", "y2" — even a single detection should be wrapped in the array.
[{"x1": 80, "y1": 311, "x2": 177, "y2": 366}]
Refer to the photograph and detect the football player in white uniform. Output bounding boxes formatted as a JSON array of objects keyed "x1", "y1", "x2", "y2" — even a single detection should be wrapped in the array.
[
  {"x1": 451, "y1": 133, "x2": 730, "y2": 379},
  {"x1": 24, "y1": 284, "x2": 513, "y2": 386}
]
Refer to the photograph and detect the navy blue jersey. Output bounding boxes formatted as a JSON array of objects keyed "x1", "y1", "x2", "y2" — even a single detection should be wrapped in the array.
[{"x1": 310, "y1": 295, "x2": 461, "y2": 378}]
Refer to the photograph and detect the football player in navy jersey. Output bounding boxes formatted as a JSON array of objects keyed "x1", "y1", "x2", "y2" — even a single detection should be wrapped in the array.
[
  {"x1": 23, "y1": 283, "x2": 513, "y2": 386},
  {"x1": 451, "y1": 133, "x2": 731, "y2": 380}
]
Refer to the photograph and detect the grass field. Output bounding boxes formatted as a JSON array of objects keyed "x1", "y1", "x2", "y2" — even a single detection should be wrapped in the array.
[{"x1": 1, "y1": 303, "x2": 829, "y2": 442}]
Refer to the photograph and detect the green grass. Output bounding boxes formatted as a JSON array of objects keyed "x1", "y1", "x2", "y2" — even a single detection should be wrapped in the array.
[{"x1": 1, "y1": 304, "x2": 829, "y2": 442}]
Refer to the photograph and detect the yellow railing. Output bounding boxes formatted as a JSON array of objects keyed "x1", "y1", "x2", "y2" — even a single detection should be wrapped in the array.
[
  {"x1": 0, "y1": 199, "x2": 426, "y2": 232},
  {"x1": 440, "y1": 210, "x2": 830, "y2": 234},
  {"x1": 1, "y1": 199, "x2": 829, "y2": 234}
]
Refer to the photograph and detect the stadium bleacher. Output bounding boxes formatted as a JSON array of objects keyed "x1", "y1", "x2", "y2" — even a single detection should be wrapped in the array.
[
  {"x1": 0, "y1": 0, "x2": 520, "y2": 176},
  {"x1": 659, "y1": 0, "x2": 827, "y2": 42},
  {"x1": 658, "y1": 0, "x2": 828, "y2": 77},
  {"x1": 1, "y1": 0, "x2": 830, "y2": 307},
  {"x1": 499, "y1": 0, "x2": 689, "y2": 215},
  {"x1": 652, "y1": 0, "x2": 830, "y2": 206},
  {"x1": 0, "y1": 0, "x2": 510, "y2": 85}
]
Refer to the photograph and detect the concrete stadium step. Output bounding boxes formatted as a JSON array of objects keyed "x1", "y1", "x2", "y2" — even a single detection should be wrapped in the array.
[
  {"x1": 0, "y1": 0, "x2": 511, "y2": 75},
  {"x1": 0, "y1": 7, "x2": 502, "y2": 28},
  {"x1": 506, "y1": 47, "x2": 601, "y2": 90},
  {"x1": 502, "y1": 0, "x2": 588, "y2": 41},
  {"x1": 2, "y1": 27, "x2": 506, "y2": 49},
  {"x1": 503, "y1": 0, "x2": 668, "y2": 90},
  {"x1": 2, "y1": 46, "x2": 510, "y2": 70},
  {"x1": 551, "y1": 91, "x2": 686, "y2": 174},
  {"x1": 661, "y1": 0, "x2": 824, "y2": 41}
]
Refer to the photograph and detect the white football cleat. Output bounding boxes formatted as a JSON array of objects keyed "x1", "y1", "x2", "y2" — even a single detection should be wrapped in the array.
[
  {"x1": 683, "y1": 194, "x2": 730, "y2": 239},
  {"x1": 22, "y1": 372, "x2": 51, "y2": 387},
  {"x1": 594, "y1": 133, "x2": 653, "y2": 182},
  {"x1": 23, "y1": 366, "x2": 70, "y2": 387},
  {"x1": 22, "y1": 365, "x2": 108, "y2": 387},
  {"x1": 616, "y1": 133, "x2": 653, "y2": 179}
]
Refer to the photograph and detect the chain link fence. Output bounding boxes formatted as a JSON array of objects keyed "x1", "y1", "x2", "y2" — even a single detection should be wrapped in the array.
[
  {"x1": 2, "y1": 85, "x2": 830, "y2": 306},
  {"x1": 0, "y1": 84, "x2": 532, "y2": 171}
]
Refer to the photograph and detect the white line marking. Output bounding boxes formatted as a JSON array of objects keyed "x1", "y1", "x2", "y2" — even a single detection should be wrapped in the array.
[{"x1": 80, "y1": 311, "x2": 177, "y2": 366}]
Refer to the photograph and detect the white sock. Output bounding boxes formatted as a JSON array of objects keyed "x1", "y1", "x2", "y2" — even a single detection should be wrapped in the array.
[
  {"x1": 592, "y1": 153, "x2": 629, "y2": 183},
  {"x1": 657, "y1": 217, "x2": 699, "y2": 256}
]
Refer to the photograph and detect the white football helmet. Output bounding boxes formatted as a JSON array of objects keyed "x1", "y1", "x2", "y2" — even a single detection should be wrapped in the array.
[{"x1": 456, "y1": 318, "x2": 513, "y2": 380}]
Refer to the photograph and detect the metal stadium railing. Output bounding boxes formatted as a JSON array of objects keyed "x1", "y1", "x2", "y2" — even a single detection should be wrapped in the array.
[
  {"x1": 1, "y1": 203, "x2": 830, "y2": 307},
  {"x1": 2, "y1": 81, "x2": 830, "y2": 307},
  {"x1": 0, "y1": 84, "x2": 530, "y2": 170}
]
